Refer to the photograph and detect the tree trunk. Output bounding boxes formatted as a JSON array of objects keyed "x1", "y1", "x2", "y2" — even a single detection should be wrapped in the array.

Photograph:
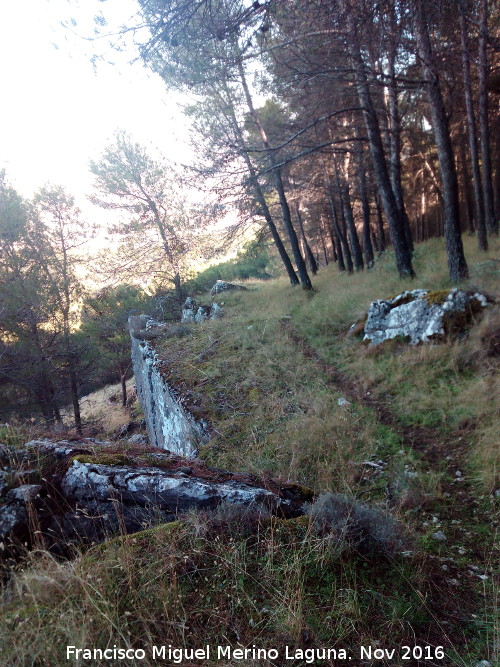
[
  {"x1": 387, "y1": 6, "x2": 414, "y2": 254},
  {"x1": 325, "y1": 206, "x2": 344, "y2": 270},
  {"x1": 335, "y1": 156, "x2": 364, "y2": 271},
  {"x1": 323, "y1": 162, "x2": 352, "y2": 271},
  {"x1": 173, "y1": 271, "x2": 184, "y2": 309},
  {"x1": 295, "y1": 203, "x2": 318, "y2": 274},
  {"x1": 274, "y1": 168, "x2": 313, "y2": 288},
  {"x1": 375, "y1": 195, "x2": 387, "y2": 252},
  {"x1": 319, "y1": 218, "x2": 329, "y2": 265},
  {"x1": 347, "y1": 21, "x2": 414, "y2": 278},
  {"x1": 459, "y1": 135, "x2": 475, "y2": 235},
  {"x1": 69, "y1": 367, "x2": 82, "y2": 434},
  {"x1": 459, "y1": 0, "x2": 487, "y2": 250},
  {"x1": 412, "y1": 0, "x2": 468, "y2": 282},
  {"x1": 238, "y1": 61, "x2": 312, "y2": 290},
  {"x1": 48, "y1": 378, "x2": 62, "y2": 422},
  {"x1": 324, "y1": 210, "x2": 338, "y2": 262},
  {"x1": 223, "y1": 87, "x2": 300, "y2": 286},
  {"x1": 120, "y1": 369, "x2": 127, "y2": 407},
  {"x1": 478, "y1": 0, "x2": 497, "y2": 235},
  {"x1": 358, "y1": 159, "x2": 375, "y2": 268}
]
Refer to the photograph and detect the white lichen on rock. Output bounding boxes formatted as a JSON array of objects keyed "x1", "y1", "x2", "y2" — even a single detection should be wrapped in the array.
[
  {"x1": 129, "y1": 317, "x2": 209, "y2": 456},
  {"x1": 363, "y1": 289, "x2": 491, "y2": 345}
]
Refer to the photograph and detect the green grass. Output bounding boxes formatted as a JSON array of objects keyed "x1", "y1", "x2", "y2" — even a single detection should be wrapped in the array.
[
  {"x1": 1, "y1": 235, "x2": 498, "y2": 666},
  {"x1": 0, "y1": 512, "x2": 476, "y2": 666}
]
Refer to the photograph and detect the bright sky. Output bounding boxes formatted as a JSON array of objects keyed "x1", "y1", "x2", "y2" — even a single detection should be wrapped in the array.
[{"x1": 0, "y1": 0, "x2": 193, "y2": 213}]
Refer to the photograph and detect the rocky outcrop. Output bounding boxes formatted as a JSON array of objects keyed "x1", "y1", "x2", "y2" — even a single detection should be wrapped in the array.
[
  {"x1": 363, "y1": 289, "x2": 492, "y2": 345},
  {"x1": 210, "y1": 280, "x2": 247, "y2": 294},
  {"x1": 57, "y1": 459, "x2": 304, "y2": 541},
  {"x1": 129, "y1": 317, "x2": 209, "y2": 456},
  {"x1": 181, "y1": 297, "x2": 222, "y2": 323},
  {"x1": 0, "y1": 439, "x2": 310, "y2": 550}
]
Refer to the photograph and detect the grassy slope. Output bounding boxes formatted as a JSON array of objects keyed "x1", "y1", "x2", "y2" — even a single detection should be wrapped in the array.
[{"x1": 1, "y1": 236, "x2": 498, "y2": 666}]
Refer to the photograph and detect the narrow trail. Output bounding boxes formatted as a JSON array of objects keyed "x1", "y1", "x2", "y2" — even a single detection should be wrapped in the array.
[
  {"x1": 281, "y1": 320, "x2": 466, "y2": 465},
  {"x1": 281, "y1": 320, "x2": 498, "y2": 658}
]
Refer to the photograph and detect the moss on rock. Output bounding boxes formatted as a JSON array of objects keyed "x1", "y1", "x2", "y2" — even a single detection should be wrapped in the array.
[
  {"x1": 83, "y1": 521, "x2": 182, "y2": 561},
  {"x1": 71, "y1": 453, "x2": 134, "y2": 467},
  {"x1": 424, "y1": 289, "x2": 452, "y2": 306}
]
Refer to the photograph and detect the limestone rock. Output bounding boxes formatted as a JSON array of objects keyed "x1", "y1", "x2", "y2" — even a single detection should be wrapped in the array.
[
  {"x1": 181, "y1": 298, "x2": 222, "y2": 323},
  {"x1": 0, "y1": 503, "x2": 28, "y2": 540},
  {"x1": 62, "y1": 460, "x2": 291, "y2": 514},
  {"x1": 24, "y1": 439, "x2": 92, "y2": 460},
  {"x1": 6, "y1": 484, "x2": 43, "y2": 503},
  {"x1": 363, "y1": 289, "x2": 491, "y2": 345},
  {"x1": 130, "y1": 336, "x2": 209, "y2": 455},
  {"x1": 210, "y1": 280, "x2": 247, "y2": 294},
  {"x1": 431, "y1": 531, "x2": 447, "y2": 542},
  {"x1": 57, "y1": 460, "x2": 304, "y2": 542},
  {"x1": 128, "y1": 314, "x2": 168, "y2": 341},
  {"x1": 0, "y1": 471, "x2": 8, "y2": 497},
  {"x1": 128, "y1": 433, "x2": 149, "y2": 446}
]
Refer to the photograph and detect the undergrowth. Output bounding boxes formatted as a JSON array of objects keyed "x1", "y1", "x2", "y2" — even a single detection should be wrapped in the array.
[
  {"x1": 1, "y1": 236, "x2": 498, "y2": 665},
  {"x1": 0, "y1": 506, "x2": 481, "y2": 666}
]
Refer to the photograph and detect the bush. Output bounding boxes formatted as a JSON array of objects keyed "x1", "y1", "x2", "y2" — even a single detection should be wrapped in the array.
[
  {"x1": 184, "y1": 241, "x2": 272, "y2": 294},
  {"x1": 306, "y1": 493, "x2": 408, "y2": 556}
]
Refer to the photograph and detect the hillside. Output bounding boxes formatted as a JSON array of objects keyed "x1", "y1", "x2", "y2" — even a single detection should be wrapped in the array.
[{"x1": 1, "y1": 236, "x2": 499, "y2": 666}]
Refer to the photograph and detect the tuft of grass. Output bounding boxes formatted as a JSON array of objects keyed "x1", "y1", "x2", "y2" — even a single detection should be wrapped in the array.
[{"x1": 0, "y1": 510, "x2": 478, "y2": 666}]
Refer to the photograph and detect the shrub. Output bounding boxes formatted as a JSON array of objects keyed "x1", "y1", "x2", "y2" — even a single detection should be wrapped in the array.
[{"x1": 306, "y1": 493, "x2": 408, "y2": 556}]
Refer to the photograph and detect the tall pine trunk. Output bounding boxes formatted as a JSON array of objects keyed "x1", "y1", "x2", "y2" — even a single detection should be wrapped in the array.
[
  {"x1": 358, "y1": 159, "x2": 374, "y2": 268},
  {"x1": 223, "y1": 86, "x2": 300, "y2": 286},
  {"x1": 238, "y1": 61, "x2": 312, "y2": 290},
  {"x1": 347, "y1": 19, "x2": 414, "y2": 277},
  {"x1": 478, "y1": 0, "x2": 497, "y2": 235},
  {"x1": 335, "y1": 156, "x2": 364, "y2": 271},
  {"x1": 295, "y1": 203, "x2": 318, "y2": 274},
  {"x1": 412, "y1": 0, "x2": 468, "y2": 282},
  {"x1": 387, "y1": 6, "x2": 414, "y2": 254},
  {"x1": 459, "y1": 0, "x2": 487, "y2": 249}
]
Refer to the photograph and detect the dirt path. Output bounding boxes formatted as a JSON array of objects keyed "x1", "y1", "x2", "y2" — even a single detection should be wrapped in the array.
[
  {"x1": 281, "y1": 320, "x2": 498, "y2": 661},
  {"x1": 281, "y1": 320, "x2": 474, "y2": 467}
]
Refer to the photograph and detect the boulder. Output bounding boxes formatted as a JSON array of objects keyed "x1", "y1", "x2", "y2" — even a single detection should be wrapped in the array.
[
  {"x1": 0, "y1": 439, "x2": 311, "y2": 550},
  {"x1": 57, "y1": 459, "x2": 306, "y2": 542},
  {"x1": 0, "y1": 503, "x2": 28, "y2": 541},
  {"x1": 128, "y1": 433, "x2": 149, "y2": 446},
  {"x1": 24, "y1": 439, "x2": 92, "y2": 460},
  {"x1": 6, "y1": 484, "x2": 43, "y2": 503},
  {"x1": 210, "y1": 280, "x2": 247, "y2": 294},
  {"x1": 363, "y1": 289, "x2": 491, "y2": 346},
  {"x1": 0, "y1": 472, "x2": 8, "y2": 497},
  {"x1": 181, "y1": 297, "x2": 222, "y2": 323},
  {"x1": 62, "y1": 460, "x2": 299, "y2": 515},
  {"x1": 128, "y1": 315, "x2": 167, "y2": 341}
]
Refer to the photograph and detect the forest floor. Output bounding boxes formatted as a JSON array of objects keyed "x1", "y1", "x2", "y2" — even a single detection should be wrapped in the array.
[
  {"x1": 1, "y1": 236, "x2": 499, "y2": 666},
  {"x1": 60, "y1": 378, "x2": 135, "y2": 433}
]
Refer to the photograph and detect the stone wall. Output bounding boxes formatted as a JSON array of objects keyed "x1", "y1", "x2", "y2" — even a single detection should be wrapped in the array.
[{"x1": 130, "y1": 326, "x2": 209, "y2": 456}]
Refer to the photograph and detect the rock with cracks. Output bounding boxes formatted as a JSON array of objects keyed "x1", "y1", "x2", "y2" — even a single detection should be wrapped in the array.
[
  {"x1": 57, "y1": 460, "x2": 305, "y2": 542},
  {"x1": 363, "y1": 289, "x2": 491, "y2": 346},
  {"x1": 210, "y1": 280, "x2": 247, "y2": 294},
  {"x1": 181, "y1": 297, "x2": 222, "y2": 324},
  {"x1": 0, "y1": 438, "x2": 310, "y2": 550}
]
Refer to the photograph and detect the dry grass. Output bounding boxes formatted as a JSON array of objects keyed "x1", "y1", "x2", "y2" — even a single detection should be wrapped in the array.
[
  {"x1": 60, "y1": 377, "x2": 136, "y2": 433},
  {"x1": 0, "y1": 511, "x2": 457, "y2": 667},
  {"x1": 1, "y1": 235, "x2": 498, "y2": 665},
  {"x1": 289, "y1": 236, "x2": 500, "y2": 493}
]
